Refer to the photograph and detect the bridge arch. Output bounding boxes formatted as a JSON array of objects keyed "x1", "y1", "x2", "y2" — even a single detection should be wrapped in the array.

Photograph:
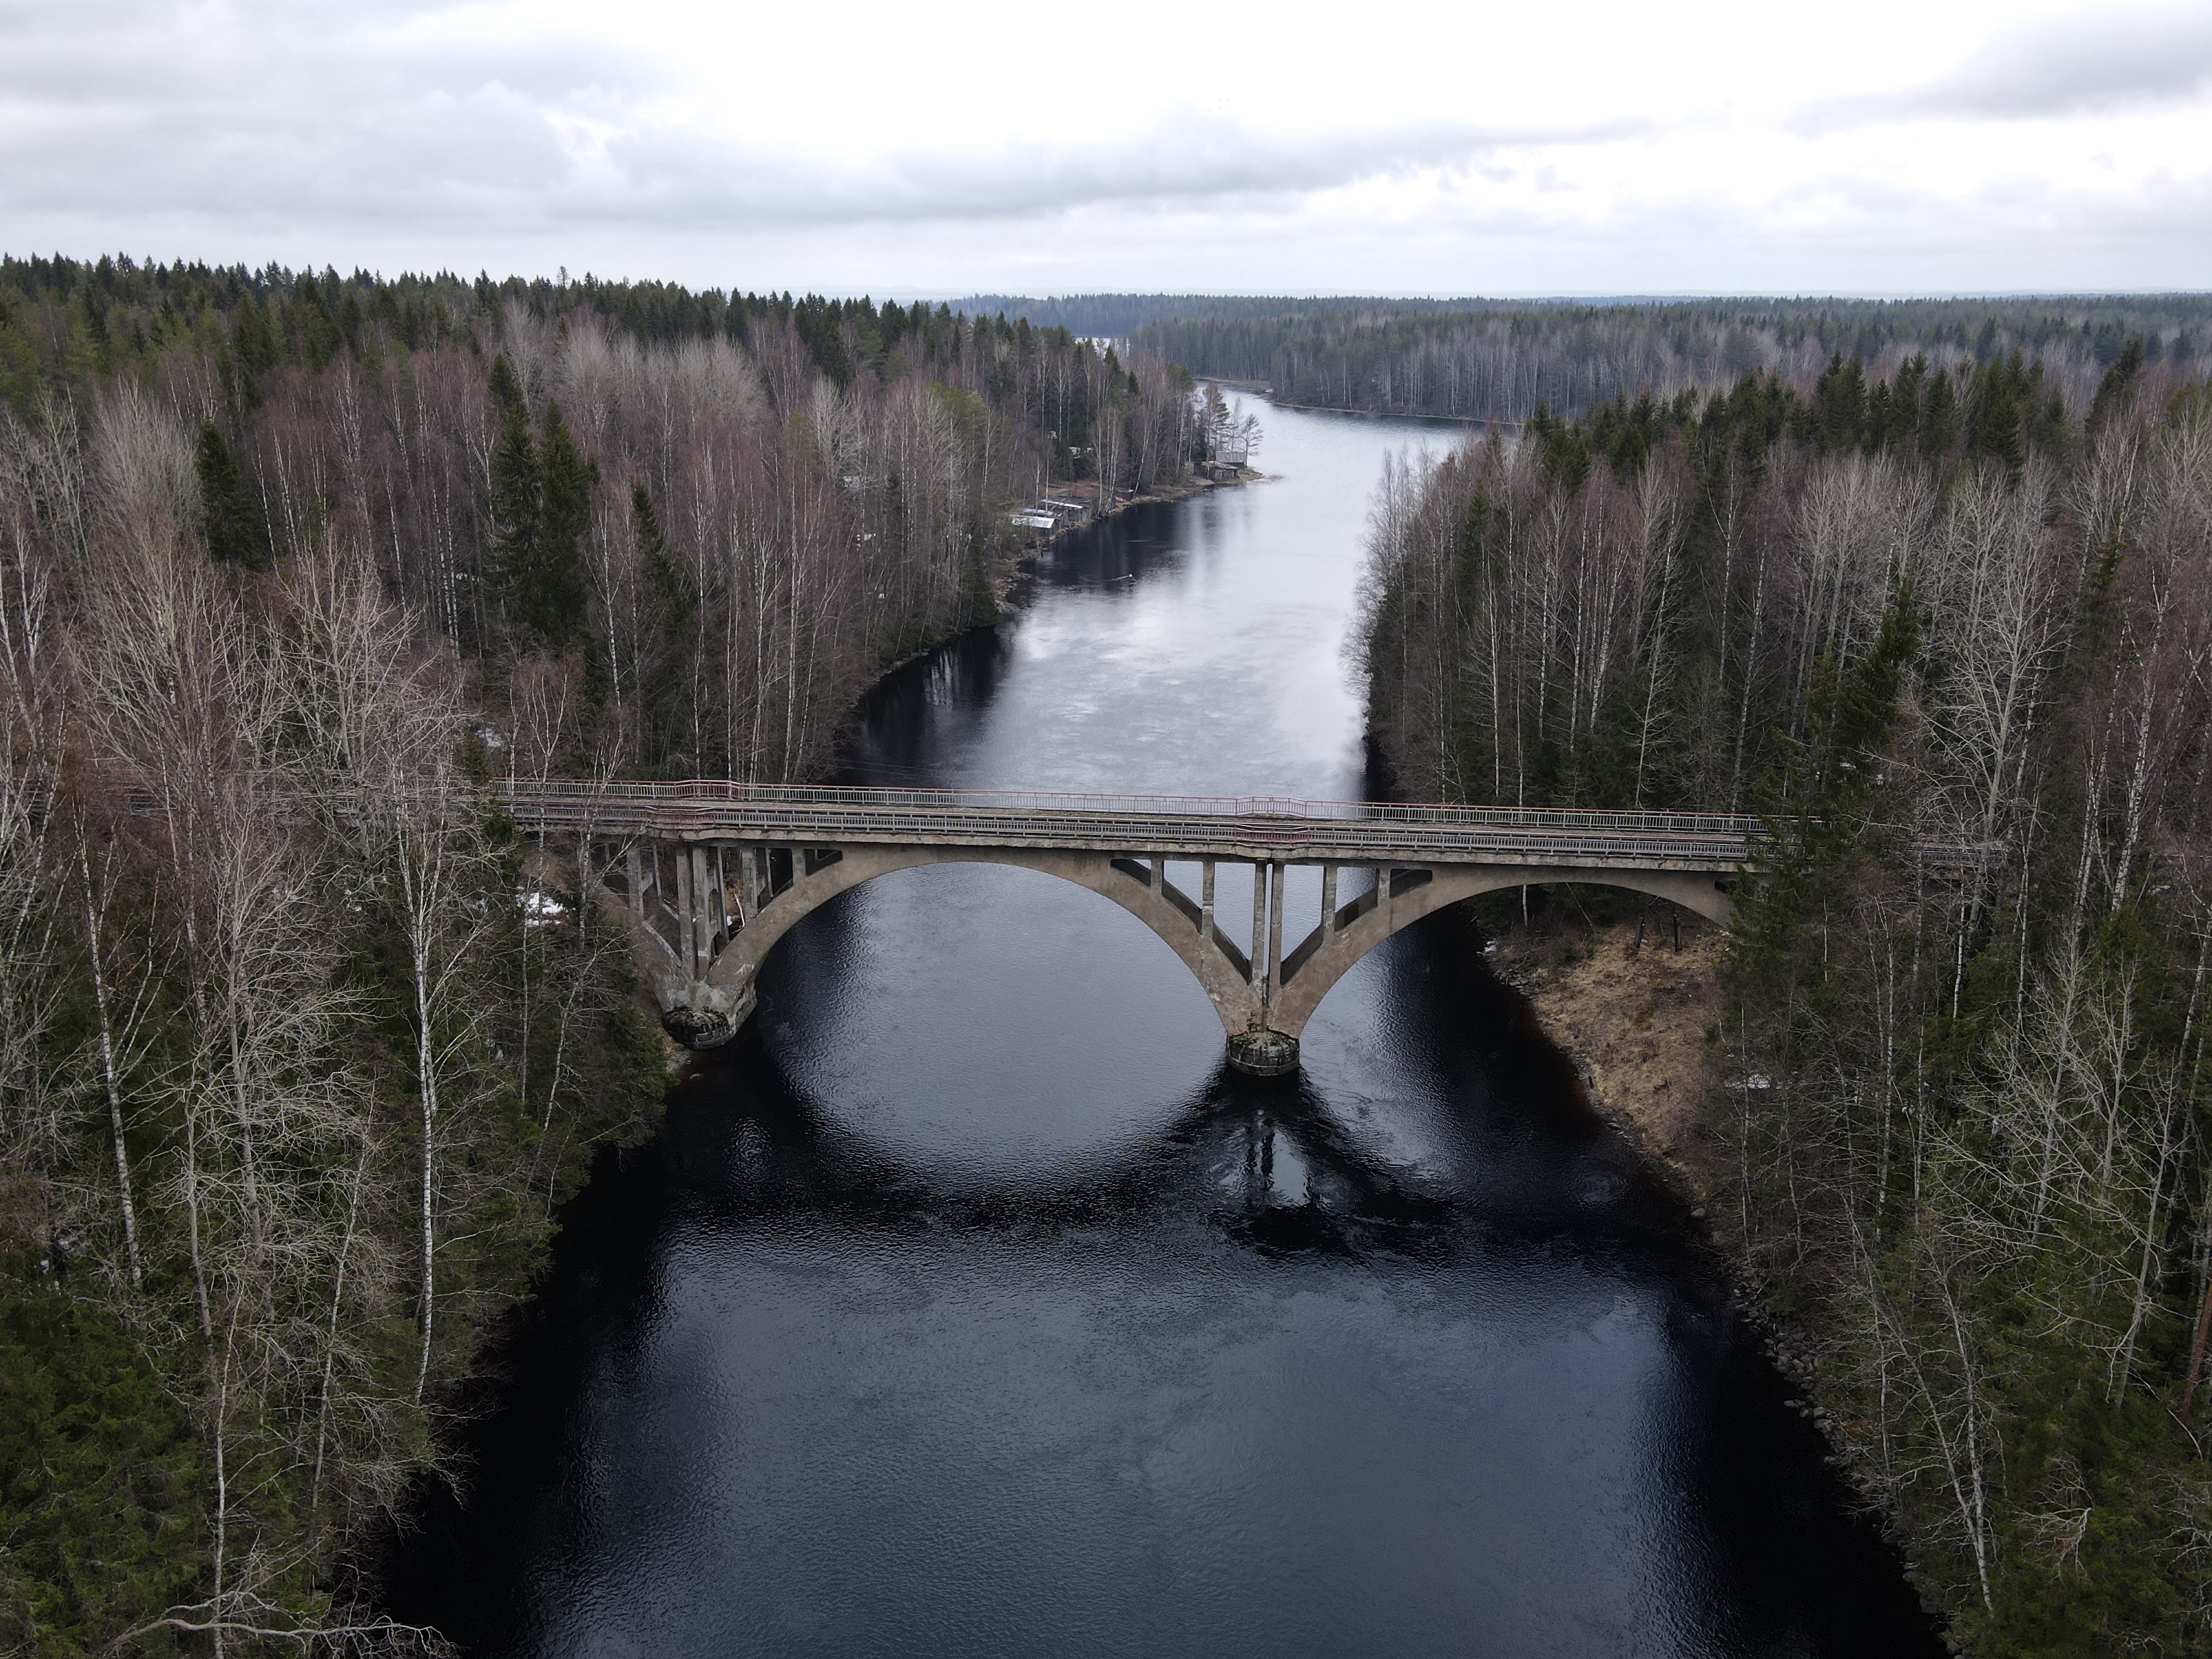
[
  {"x1": 621, "y1": 839, "x2": 1732, "y2": 1065},
  {"x1": 1267, "y1": 863, "x2": 1733, "y2": 1038},
  {"x1": 631, "y1": 844, "x2": 1266, "y2": 1047}
]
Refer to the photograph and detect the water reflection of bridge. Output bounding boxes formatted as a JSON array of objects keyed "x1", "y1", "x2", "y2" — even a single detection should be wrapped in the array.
[{"x1": 502, "y1": 783, "x2": 1929, "y2": 1076}]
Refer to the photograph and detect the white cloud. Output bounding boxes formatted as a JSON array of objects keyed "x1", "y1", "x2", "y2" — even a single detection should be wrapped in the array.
[{"x1": 1, "y1": 0, "x2": 2206, "y2": 293}]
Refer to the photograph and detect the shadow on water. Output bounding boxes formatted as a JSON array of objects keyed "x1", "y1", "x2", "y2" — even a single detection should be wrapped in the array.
[
  {"x1": 386, "y1": 413, "x2": 1943, "y2": 1658},
  {"x1": 389, "y1": 910, "x2": 1939, "y2": 1658}
]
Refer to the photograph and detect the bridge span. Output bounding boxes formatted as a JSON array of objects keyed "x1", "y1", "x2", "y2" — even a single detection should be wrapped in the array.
[{"x1": 506, "y1": 781, "x2": 1786, "y2": 1076}]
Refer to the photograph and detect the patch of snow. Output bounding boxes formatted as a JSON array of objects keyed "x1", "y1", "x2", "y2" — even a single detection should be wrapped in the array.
[{"x1": 520, "y1": 889, "x2": 568, "y2": 928}]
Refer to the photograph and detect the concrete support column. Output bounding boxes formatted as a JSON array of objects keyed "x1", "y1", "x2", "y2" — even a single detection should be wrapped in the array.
[
  {"x1": 674, "y1": 843, "x2": 695, "y2": 979},
  {"x1": 1150, "y1": 855, "x2": 1164, "y2": 891},
  {"x1": 625, "y1": 845, "x2": 645, "y2": 927},
  {"x1": 1321, "y1": 864, "x2": 1338, "y2": 935},
  {"x1": 690, "y1": 846, "x2": 712, "y2": 975},
  {"x1": 1265, "y1": 861, "x2": 1285, "y2": 1010},
  {"x1": 1250, "y1": 862, "x2": 1268, "y2": 985},
  {"x1": 724, "y1": 846, "x2": 745, "y2": 929},
  {"x1": 1228, "y1": 860, "x2": 1298, "y2": 1077},
  {"x1": 1200, "y1": 860, "x2": 1215, "y2": 937}
]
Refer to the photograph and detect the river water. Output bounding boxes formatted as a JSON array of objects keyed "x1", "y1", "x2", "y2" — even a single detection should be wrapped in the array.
[{"x1": 392, "y1": 406, "x2": 1941, "y2": 1656}]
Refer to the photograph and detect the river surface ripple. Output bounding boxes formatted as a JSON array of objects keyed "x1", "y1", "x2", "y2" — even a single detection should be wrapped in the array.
[{"x1": 392, "y1": 405, "x2": 1942, "y2": 1657}]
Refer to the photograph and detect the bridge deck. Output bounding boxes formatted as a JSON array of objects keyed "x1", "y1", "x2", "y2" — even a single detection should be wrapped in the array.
[{"x1": 499, "y1": 781, "x2": 1779, "y2": 872}]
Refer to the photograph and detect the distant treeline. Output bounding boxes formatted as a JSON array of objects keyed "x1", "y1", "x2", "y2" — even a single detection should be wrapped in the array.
[
  {"x1": 6, "y1": 253, "x2": 1133, "y2": 403},
  {"x1": 1358, "y1": 344, "x2": 2212, "y2": 1652},
  {"x1": 1128, "y1": 295, "x2": 2212, "y2": 422},
  {"x1": 949, "y1": 292, "x2": 1528, "y2": 340}
]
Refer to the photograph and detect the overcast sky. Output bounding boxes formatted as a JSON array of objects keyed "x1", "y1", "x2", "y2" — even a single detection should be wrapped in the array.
[{"x1": 5, "y1": 0, "x2": 2210, "y2": 297}]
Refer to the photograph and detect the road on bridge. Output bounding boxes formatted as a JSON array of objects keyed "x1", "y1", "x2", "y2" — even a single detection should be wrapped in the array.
[{"x1": 500, "y1": 780, "x2": 1769, "y2": 874}]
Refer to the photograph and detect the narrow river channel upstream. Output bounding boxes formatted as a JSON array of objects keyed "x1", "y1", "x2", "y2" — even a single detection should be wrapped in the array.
[{"x1": 391, "y1": 404, "x2": 1943, "y2": 1656}]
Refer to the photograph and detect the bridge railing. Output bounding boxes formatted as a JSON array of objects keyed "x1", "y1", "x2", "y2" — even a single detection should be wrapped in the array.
[
  {"x1": 494, "y1": 779, "x2": 1763, "y2": 838},
  {"x1": 488, "y1": 780, "x2": 1995, "y2": 873}
]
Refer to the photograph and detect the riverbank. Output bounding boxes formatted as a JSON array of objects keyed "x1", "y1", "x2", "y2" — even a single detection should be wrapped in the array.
[
  {"x1": 1488, "y1": 909, "x2": 1961, "y2": 1644},
  {"x1": 1214, "y1": 379, "x2": 1520, "y2": 429},
  {"x1": 1486, "y1": 914, "x2": 1726, "y2": 1194},
  {"x1": 988, "y1": 466, "x2": 1257, "y2": 615},
  {"x1": 1267, "y1": 396, "x2": 1513, "y2": 428}
]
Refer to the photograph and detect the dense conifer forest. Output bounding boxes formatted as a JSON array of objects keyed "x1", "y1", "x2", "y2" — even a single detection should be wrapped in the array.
[
  {"x1": 1131, "y1": 295, "x2": 2212, "y2": 424},
  {"x1": 1358, "y1": 344, "x2": 2212, "y2": 1653},
  {"x1": 950, "y1": 292, "x2": 1531, "y2": 338},
  {"x1": 0, "y1": 254, "x2": 1220, "y2": 1653}
]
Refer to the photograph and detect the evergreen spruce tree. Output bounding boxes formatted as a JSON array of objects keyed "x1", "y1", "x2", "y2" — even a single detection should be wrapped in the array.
[
  {"x1": 1971, "y1": 362, "x2": 2027, "y2": 481},
  {"x1": 961, "y1": 534, "x2": 998, "y2": 628},
  {"x1": 632, "y1": 481, "x2": 692, "y2": 773},
  {"x1": 194, "y1": 420, "x2": 268, "y2": 568},
  {"x1": 632, "y1": 481, "x2": 688, "y2": 630},
  {"x1": 2088, "y1": 337, "x2": 2146, "y2": 434},
  {"x1": 1737, "y1": 578, "x2": 1922, "y2": 979},
  {"x1": 230, "y1": 292, "x2": 275, "y2": 374},
  {"x1": 529, "y1": 401, "x2": 596, "y2": 645},
  {"x1": 486, "y1": 353, "x2": 541, "y2": 632}
]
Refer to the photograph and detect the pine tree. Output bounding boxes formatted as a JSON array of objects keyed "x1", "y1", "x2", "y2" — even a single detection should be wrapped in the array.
[{"x1": 194, "y1": 420, "x2": 268, "y2": 569}]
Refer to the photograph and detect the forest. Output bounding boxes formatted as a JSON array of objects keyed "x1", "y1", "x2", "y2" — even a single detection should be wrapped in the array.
[
  {"x1": 950, "y1": 291, "x2": 1538, "y2": 340},
  {"x1": 0, "y1": 254, "x2": 1221, "y2": 1653},
  {"x1": 1358, "y1": 343, "x2": 2212, "y2": 1653},
  {"x1": 1139, "y1": 295, "x2": 2212, "y2": 425}
]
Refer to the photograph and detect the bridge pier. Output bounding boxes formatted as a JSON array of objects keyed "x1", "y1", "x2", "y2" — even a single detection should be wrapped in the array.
[
  {"x1": 660, "y1": 982, "x2": 755, "y2": 1049},
  {"x1": 1224, "y1": 859, "x2": 1300, "y2": 1077},
  {"x1": 1227, "y1": 1028, "x2": 1299, "y2": 1077}
]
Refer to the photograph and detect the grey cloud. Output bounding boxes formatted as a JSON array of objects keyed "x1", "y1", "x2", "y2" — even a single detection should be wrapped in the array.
[
  {"x1": 1792, "y1": 8, "x2": 2212, "y2": 132},
  {"x1": 1, "y1": 0, "x2": 1662, "y2": 239},
  {"x1": 0, "y1": 0, "x2": 668, "y2": 114},
  {"x1": 593, "y1": 113, "x2": 1663, "y2": 230},
  {"x1": 17, "y1": 159, "x2": 2212, "y2": 297},
  {"x1": 10, "y1": 0, "x2": 2207, "y2": 294}
]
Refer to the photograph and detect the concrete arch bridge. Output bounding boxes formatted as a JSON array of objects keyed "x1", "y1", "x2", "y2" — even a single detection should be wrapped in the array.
[{"x1": 506, "y1": 782, "x2": 1855, "y2": 1076}]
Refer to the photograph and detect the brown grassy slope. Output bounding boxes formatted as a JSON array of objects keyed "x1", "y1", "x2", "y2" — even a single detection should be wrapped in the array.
[{"x1": 1486, "y1": 913, "x2": 1729, "y2": 1197}]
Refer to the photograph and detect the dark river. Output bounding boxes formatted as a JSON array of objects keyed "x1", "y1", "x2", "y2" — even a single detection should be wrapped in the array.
[{"x1": 392, "y1": 406, "x2": 1940, "y2": 1656}]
